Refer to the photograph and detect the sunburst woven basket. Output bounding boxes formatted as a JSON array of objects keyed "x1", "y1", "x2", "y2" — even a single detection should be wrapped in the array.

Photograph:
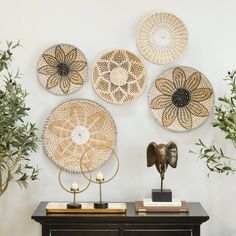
[
  {"x1": 92, "y1": 49, "x2": 147, "y2": 104},
  {"x1": 149, "y1": 66, "x2": 214, "y2": 132},
  {"x1": 137, "y1": 12, "x2": 188, "y2": 64},
  {"x1": 37, "y1": 44, "x2": 88, "y2": 95},
  {"x1": 43, "y1": 99, "x2": 117, "y2": 173}
]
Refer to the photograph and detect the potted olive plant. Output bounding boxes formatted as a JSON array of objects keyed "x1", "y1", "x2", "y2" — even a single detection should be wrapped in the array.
[
  {"x1": 0, "y1": 41, "x2": 39, "y2": 196},
  {"x1": 191, "y1": 70, "x2": 236, "y2": 175}
]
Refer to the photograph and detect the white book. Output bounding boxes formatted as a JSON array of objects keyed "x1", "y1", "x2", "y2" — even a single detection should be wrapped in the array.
[{"x1": 143, "y1": 198, "x2": 182, "y2": 207}]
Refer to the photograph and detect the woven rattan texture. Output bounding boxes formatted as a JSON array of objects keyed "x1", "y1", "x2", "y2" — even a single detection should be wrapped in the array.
[
  {"x1": 149, "y1": 66, "x2": 214, "y2": 132},
  {"x1": 137, "y1": 12, "x2": 188, "y2": 64},
  {"x1": 43, "y1": 99, "x2": 116, "y2": 173},
  {"x1": 92, "y1": 49, "x2": 147, "y2": 104},
  {"x1": 37, "y1": 44, "x2": 88, "y2": 95}
]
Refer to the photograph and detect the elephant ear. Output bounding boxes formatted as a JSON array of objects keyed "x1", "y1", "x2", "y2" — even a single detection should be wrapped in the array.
[
  {"x1": 147, "y1": 142, "x2": 158, "y2": 167},
  {"x1": 166, "y1": 142, "x2": 178, "y2": 168}
]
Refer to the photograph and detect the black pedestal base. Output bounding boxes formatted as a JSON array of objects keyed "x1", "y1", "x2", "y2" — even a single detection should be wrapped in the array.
[
  {"x1": 152, "y1": 189, "x2": 172, "y2": 202},
  {"x1": 67, "y1": 202, "x2": 81, "y2": 209},
  {"x1": 94, "y1": 202, "x2": 108, "y2": 209}
]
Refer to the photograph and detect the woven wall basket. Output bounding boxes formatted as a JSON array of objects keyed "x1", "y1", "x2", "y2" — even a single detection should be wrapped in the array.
[
  {"x1": 137, "y1": 12, "x2": 188, "y2": 64},
  {"x1": 92, "y1": 49, "x2": 147, "y2": 104},
  {"x1": 149, "y1": 66, "x2": 214, "y2": 132},
  {"x1": 43, "y1": 99, "x2": 117, "y2": 173},
  {"x1": 37, "y1": 44, "x2": 88, "y2": 95}
]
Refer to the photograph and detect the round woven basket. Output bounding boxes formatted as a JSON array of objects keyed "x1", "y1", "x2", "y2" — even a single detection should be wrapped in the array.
[
  {"x1": 137, "y1": 12, "x2": 188, "y2": 64},
  {"x1": 43, "y1": 99, "x2": 117, "y2": 173},
  {"x1": 92, "y1": 49, "x2": 147, "y2": 104},
  {"x1": 149, "y1": 66, "x2": 214, "y2": 132},
  {"x1": 37, "y1": 44, "x2": 88, "y2": 95}
]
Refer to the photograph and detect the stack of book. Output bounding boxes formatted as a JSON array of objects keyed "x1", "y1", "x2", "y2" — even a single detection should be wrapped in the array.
[{"x1": 134, "y1": 198, "x2": 189, "y2": 213}]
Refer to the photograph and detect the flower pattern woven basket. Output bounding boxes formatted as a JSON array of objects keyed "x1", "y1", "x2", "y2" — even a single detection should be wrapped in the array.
[
  {"x1": 149, "y1": 66, "x2": 214, "y2": 132},
  {"x1": 43, "y1": 99, "x2": 117, "y2": 173},
  {"x1": 92, "y1": 49, "x2": 147, "y2": 104},
  {"x1": 137, "y1": 12, "x2": 188, "y2": 64},
  {"x1": 37, "y1": 44, "x2": 88, "y2": 95}
]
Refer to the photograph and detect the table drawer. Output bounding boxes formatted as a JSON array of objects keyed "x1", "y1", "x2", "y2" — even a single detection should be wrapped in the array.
[
  {"x1": 51, "y1": 229, "x2": 119, "y2": 236},
  {"x1": 123, "y1": 229, "x2": 192, "y2": 236}
]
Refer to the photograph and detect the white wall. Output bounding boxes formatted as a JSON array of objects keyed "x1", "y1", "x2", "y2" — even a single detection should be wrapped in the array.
[{"x1": 0, "y1": 0, "x2": 236, "y2": 235}]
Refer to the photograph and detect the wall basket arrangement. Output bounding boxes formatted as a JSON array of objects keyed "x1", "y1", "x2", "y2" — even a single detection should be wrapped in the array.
[
  {"x1": 149, "y1": 66, "x2": 214, "y2": 132},
  {"x1": 92, "y1": 49, "x2": 147, "y2": 104},
  {"x1": 43, "y1": 99, "x2": 117, "y2": 173},
  {"x1": 37, "y1": 44, "x2": 88, "y2": 95},
  {"x1": 137, "y1": 12, "x2": 188, "y2": 64}
]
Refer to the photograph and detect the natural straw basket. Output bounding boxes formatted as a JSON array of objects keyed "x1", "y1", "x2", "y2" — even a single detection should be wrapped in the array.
[
  {"x1": 37, "y1": 44, "x2": 88, "y2": 95},
  {"x1": 137, "y1": 12, "x2": 188, "y2": 64},
  {"x1": 43, "y1": 99, "x2": 117, "y2": 173},
  {"x1": 92, "y1": 49, "x2": 147, "y2": 104},
  {"x1": 149, "y1": 66, "x2": 214, "y2": 132}
]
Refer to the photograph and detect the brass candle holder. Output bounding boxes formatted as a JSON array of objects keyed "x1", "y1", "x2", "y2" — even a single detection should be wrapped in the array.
[
  {"x1": 58, "y1": 164, "x2": 91, "y2": 209},
  {"x1": 80, "y1": 151, "x2": 119, "y2": 209}
]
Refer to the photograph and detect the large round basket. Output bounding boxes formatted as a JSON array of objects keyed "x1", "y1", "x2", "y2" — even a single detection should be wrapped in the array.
[
  {"x1": 37, "y1": 44, "x2": 88, "y2": 95},
  {"x1": 137, "y1": 12, "x2": 188, "y2": 64},
  {"x1": 92, "y1": 49, "x2": 147, "y2": 104},
  {"x1": 149, "y1": 66, "x2": 214, "y2": 132},
  {"x1": 43, "y1": 99, "x2": 117, "y2": 173}
]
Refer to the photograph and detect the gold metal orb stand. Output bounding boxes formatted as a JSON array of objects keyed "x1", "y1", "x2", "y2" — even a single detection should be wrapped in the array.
[
  {"x1": 58, "y1": 164, "x2": 91, "y2": 209},
  {"x1": 80, "y1": 151, "x2": 119, "y2": 209}
]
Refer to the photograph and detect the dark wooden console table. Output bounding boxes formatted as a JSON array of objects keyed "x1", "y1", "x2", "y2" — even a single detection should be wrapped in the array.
[{"x1": 32, "y1": 202, "x2": 209, "y2": 236}]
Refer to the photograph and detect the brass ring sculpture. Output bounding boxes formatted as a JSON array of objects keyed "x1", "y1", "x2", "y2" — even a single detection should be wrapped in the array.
[
  {"x1": 80, "y1": 150, "x2": 119, "y2": 209},
  {"x1": 58, "y1": 161, "x2": 91, "y2": 209}
]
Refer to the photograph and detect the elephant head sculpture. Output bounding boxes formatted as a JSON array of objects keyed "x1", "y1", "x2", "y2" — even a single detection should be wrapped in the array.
[{"x1": 147, "y1": 142, "x2": 178, "y2": 189}]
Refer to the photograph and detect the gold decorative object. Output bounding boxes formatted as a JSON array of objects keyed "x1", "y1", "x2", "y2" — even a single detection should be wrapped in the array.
[
  {"x1": 37, "y1": 44, "x2": 88, "y2": 95},
  {"x1": 147, "y1": 142, "x2": 178, "y2": 202},
  {"x1": 149, "y1": 66, "x2": 214, "y2": 132},
  {"x1": 58, "y1": 163, "x2": 91, "y2": 209},
  {"x1": 92, "y1": 49, "x2": 147, "y2": 104},
  {"x1": 137, "y1": 12, "x2": 188, "y2": 64},
  {"x1": 147, "y1": 142, "x2": 178, "y2": 190},
  {"x1": 43, "y1": 99, "x2": 117, "y2": 173},
  {"x1": 80, "y1": 150, "x2": 119, "y2": 209}
]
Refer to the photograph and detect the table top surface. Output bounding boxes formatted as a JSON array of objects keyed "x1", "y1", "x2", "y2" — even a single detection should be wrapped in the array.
[{"x1": 32, "y1": 202, "x2": 209, "y2": 225}]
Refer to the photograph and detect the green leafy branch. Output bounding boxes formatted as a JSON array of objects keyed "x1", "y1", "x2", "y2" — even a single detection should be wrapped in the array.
[
  {"x1": 191, "y1": 70, "x2": 236, "y2": 175},
  {"x1": 190, "y1": 140, "x2": 236, "y2": 176},
  {"x1": 0, "y1": 41, "x2": 20, "y2": 72},
  {"x1": 212, "y1": 70, "x2": 236, "y2": 143},
  {"x1": 0, "y1": 41, "x2": 39, "y2": 196}
]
